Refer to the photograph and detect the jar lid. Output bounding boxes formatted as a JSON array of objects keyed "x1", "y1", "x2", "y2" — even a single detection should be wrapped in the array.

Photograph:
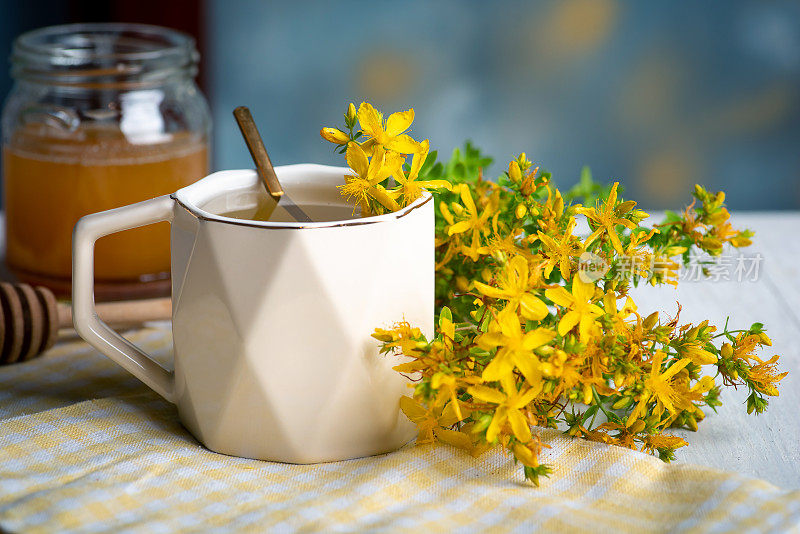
[{"x1": 11, "y1": 23, "x2": 199, "y2": 87}]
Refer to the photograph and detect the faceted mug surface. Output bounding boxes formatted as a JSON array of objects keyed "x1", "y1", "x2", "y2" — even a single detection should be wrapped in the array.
[{"x1": 72, "y1": 165, "x2": 433, "y2": 463}]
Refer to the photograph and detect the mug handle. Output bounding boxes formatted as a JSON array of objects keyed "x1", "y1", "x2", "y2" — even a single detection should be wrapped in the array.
[{"x1": 72, "y1": 195, "x2": 176, "y2": 403}]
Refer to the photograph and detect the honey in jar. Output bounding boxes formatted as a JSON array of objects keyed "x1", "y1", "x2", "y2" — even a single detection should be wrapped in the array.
[
  {"x1": 2, "y1": 23, "x2": 211, "y2": 300},
  {"x1": 4, "y1": 124, "x2": 207, "y2": 299}
]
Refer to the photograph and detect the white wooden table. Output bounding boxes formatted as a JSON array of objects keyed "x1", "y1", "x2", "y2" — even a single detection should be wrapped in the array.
[
  {"x1": 629, "y1": 212, "x2": 800, "y2": 489},
  {"x1": 1, "y1": 212, "x2": 798, "y2": 489}
]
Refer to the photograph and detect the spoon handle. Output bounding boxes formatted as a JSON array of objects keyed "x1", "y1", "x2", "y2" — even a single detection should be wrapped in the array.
[{"x1": 233, "y1": 106, "x2": 284, "y2": 200}]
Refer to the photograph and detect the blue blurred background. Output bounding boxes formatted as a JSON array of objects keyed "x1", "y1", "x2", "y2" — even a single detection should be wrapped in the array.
[{"x1": 2, "y1": 0, "x2": 799, "y2": 209}]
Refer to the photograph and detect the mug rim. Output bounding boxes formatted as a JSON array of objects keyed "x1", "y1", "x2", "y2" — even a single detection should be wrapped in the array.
[{"x1": 172, "y1": 165, "x2": 432, "y2": 230}]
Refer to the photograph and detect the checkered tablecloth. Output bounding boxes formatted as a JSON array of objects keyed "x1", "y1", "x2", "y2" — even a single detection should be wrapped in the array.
[{"x1": 1, "y1": 326, "x2": 799, "y2": 533}]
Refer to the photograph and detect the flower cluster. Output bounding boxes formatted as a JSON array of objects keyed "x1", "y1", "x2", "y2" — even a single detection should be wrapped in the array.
[
  {"x1": 321, "y1": 103, "x2": 450, "y2": 215},
  {"x1": 323, "y1": 103, "x2": 786, "y2": 485}
]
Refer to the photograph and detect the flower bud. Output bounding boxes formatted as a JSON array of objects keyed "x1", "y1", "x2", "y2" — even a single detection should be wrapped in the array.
[
  {"x1": 643, "y1": 312, "x2": 659, "y2": 330},
  {"x1": 612, "y1": 396, "x2": 632, "y2": 410},
  {"x1": 320, "y1": 127, "x2": 349, "y2": 145},
  {"x1": 686, "y1": 415, "x2": 698, "y2": 432},
  {"x1": 345, "y1": 102, "x2": 357, "y2": 124},
  {"x1": 456, "y1": 276, "x2": 470, "y2": 292},
  {"x1": 615, "y1": 200, "x2": 637, "y2": 215},
  {"x1": 508, "y1": 161, "x2": 522, "y2": 183},
  {"x1": 582, "y1": 384, "x2": 593, "y2": 405},
  {"x1": 665, "y1": 246, "x2": 687, "y2": 256},
  {"x1": 759, "y1": 333, "x2": 772, "y2": 346},
  {"x1": 614, "y1": 371, "x2": 624, "y2": 388},
  {"x1": 515, "y1": 204, "x2": 527, "y2": 219},
  {"x1": 540, "y1": 363, "x2": 555, "y2": 377},
  {"x1": 520, "y1": 177, "x2": 535, "y2": 196},
  {"x1": 720, "y1": 342, "x2": 733, "y2": 358},
  {"x1": 630, "y1": 419, "x2": 646, "y2": 433},
  {"x1": 694, "y1": 184, "x2": 707, "y2": 199},
  {"x1": 516, "y1": 153, "x2": 532, "y2": 171},
  {"x1": 701, "y1": 236, "x2": 723, "y2": 253}
]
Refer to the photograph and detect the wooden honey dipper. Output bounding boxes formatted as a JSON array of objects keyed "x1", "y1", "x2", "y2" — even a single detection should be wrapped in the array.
[{"x1": 0, "y1": 282, "x2": 171, "y2": 365}]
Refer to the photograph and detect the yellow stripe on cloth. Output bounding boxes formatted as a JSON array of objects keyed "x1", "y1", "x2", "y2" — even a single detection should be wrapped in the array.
[{"x1": 0, "y1": 327, "x2": 799, "y2": 533}]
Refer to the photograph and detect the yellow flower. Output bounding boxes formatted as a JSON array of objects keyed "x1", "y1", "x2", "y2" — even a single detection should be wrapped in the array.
[
  {"x1": 431, "y1": 372, "x2": 463, "y2": 420},
  {"x1": 468, "y1": 375, "x2": 538, "y2": 443},
  {"x1": 747, "y1": 354, "x2": 788, "y2": 396},
  {"x1": 400, "y1": 396, "x2": 470, "y2": 448},
  {"x1": 577, "y1": 182, "x2": 637, "y2": 254},
  {"x1": 537, "y1": 217, "x2": 583, "y2": 279},
  {"x1": 447, "y1": 184, "x2": 493, "y2": 261},
  {"x1": 538, "y1": 186, "x2": 564, "y2": 228},
  {"x1": 357, "y1": 102, "x2": 421, "y2": 154},
  {"x1": 392, "y1": 139, "x2": 451, "y2": 205},
  {"x1": 603, "y1": 291, "x2": 637, "y2": 333},
  {"x1": 473, "y1": 255, "x2": 548, "y2": 321},
  {"x1": 477, "y1": 308, "x2": 555, "y2": 385},
  {"x1": 626, "y1": 352, "x2": 691, "y2": 427},
  {"x1": 340, "y1": 144, "x2": 402, "y2": 214},
  {"x1": 640, "y1": 433, "x2": 688, "y2": 455},
  {"x1": 544, "y1": 274, "x2": 604, "y2": 342}
]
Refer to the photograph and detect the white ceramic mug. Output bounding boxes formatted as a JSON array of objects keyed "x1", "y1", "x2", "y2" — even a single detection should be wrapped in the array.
[{"x1": 72, "y1": 165, "x2": 432, "y2": 463}]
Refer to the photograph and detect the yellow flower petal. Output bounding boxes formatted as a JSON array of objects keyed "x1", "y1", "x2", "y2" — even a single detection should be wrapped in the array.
[
  {"x1": 476, "y1": 332, "x2": 506, "y2": 350},
  {"x1": 522, "y1": 328, "x2": 556, "y2": 350},
  {"x1": 409, "y1": 139, "x2": 430, "y2": 179},
  {"x1": 511, "y1": 352, "x2": 543, "y2": 388},
  {"x1": 459, "y1": 184, "x2": 477, "y2": 215},
  {"x1": 473, "y1": 282, "x2": 510, "y2": 301},
  {"x1": 440, "y1": 201, "x2": 455, "y2": 225},
  {"x1": 399, "y1": 396, "x2": 428, "y2": 424},
  {"x1": 545, "y1": 287, "x2": 573, "y2": 308},
  {"x1": 481, "y1": 351, "x2": 514, "y2": 382},
  {"x1": 520, "y1": 295, "x2": 549, "y2": 321},
  {"x1": 571, "y1": 274, "x2": 595, "y2": 303},
  {"x1": 357, "y1": 102, "x2": 383, "y2": 140},
  {"x1": 434, "y1": 428, "x2": 473, "y2": 450},
  {"x1": 371, "y1": 185, "x2": 400, "y2": 212},
  {"x1": 578, "y1": 314, "x2": 598, "y2": 342},
  {"x1": 345, "y1": 143, "x2": 369, "y2": 177},
  {"x1": 498, "y1": 309, "x2": 523, "y2": 339},
  {"x1": 661, "y1": 357, "x2": 692, "y2": 381},
  {"x1": 417, "y1": 179, "x2": 452, "y2": 191},
  {"x1": 386, "y1": 134, "x2": 421, "y2": 154},
  {"x1": 385, "y1": 108, "x2": 415, "y2": 137},
  {"x1": 440, "y1": 400, "x2": 468, "y2": 427},
  {"x1": 366, "y1": 146, "x2": 386, "y2": 181},
  {"x1": 608, "y1": 229, "x2": 625, "y2": 254},
  {"x1": 467, "y1": 385, "x2": 507, "y2": 405},
  {"x1": 508, "y1": 408, "x2": 532, "y2": 442},
  {"x1": 513, "y1": 443, "x2": 537, "y2": 467},
  {"x1": 448, "y1": 221, "x2": 472, "y2": 236},
  {"x1": 517, "y1": 386, "x2": 540, "y2": 406},
  {"x1": 558, "y1": 310, "x2": 581, "y2": 337},
  {"x1": 486, "y1": 407, "x2": 507, "y2": 443},
  {"x1": 360, "y1": 137, "x2": 377, "y2": 157}
]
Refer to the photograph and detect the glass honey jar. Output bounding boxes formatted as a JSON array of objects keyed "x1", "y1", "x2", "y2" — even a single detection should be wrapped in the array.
[{"x1": 2, "y1": 23, "x2": 210, "y2": 300}]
